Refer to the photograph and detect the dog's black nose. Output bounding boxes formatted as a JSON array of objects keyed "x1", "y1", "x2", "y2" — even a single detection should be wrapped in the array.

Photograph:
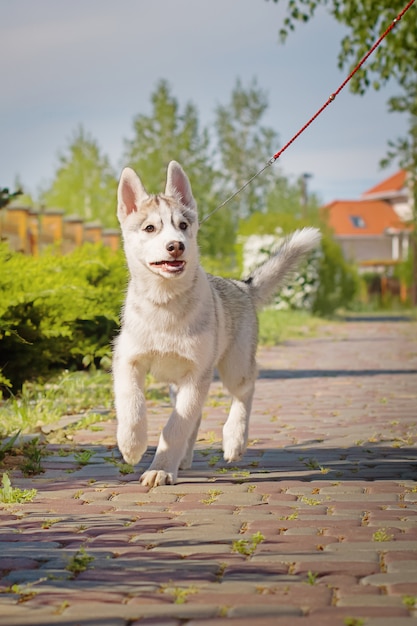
[{"x1": 166, "y1": 240, "x2": 185, "y2": 259}]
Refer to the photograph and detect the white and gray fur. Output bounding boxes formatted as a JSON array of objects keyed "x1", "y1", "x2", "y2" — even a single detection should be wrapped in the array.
[{"x1": 113, "y1": 161, "x2": 321, "y2": 486}]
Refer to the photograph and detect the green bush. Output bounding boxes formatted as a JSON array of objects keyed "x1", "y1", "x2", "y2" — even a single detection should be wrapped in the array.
[
  {"x1": 0, "y1": 243, "x2": 126, "y2": 392},
  {"x1": 237, "y1": 214, "x2": 358, "y2": 316},
  {"x1": 312, "y1": 234, "x2": 359, "y2": 316}
]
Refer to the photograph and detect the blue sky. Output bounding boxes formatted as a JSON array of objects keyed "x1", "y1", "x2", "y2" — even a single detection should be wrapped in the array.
[{"x1": 0, "y1": 0, "x2": 410, "y2": 206}]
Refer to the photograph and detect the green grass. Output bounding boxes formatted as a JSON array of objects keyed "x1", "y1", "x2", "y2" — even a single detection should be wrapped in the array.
[
  {"x1": 258, "y1": 309, "x2": 327, "y2": 345},
  {"x1": 0, "y1": 369, "x2": 114, "y2": 437},
  {"x1": 0, "y1": 368, "x2": 173, "y2": 438},
  {"x1": 0, "y1": 430, "x2": 20, "y2": 461}
]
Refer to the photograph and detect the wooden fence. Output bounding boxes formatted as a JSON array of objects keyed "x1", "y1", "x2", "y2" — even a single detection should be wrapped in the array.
[{"x1": 0, "y1": 206, "x2": 120, "y2": 255}]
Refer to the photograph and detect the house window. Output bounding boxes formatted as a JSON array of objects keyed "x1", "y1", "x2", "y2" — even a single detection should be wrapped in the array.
[{"x1": 350, "y1": 215, "x2": 366, "y2": 228}]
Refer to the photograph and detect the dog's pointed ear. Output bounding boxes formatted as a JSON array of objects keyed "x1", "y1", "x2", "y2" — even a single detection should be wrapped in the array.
[
  {"x1": 165, "y1": 161, "x2": 197, "y2": 212},
  {"x1": 117, "y1": 167, "x2": 148, "y2": 223}
]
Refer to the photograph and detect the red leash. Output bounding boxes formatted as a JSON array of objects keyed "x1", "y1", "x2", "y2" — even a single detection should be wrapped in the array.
[{"x1": 201, "y1": 0, "x2": 416, "y2": 223}]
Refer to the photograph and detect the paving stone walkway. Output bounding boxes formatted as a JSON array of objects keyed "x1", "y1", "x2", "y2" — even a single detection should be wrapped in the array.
[{"x1": 1, "y1": 317, "x2": 417, "y2": 626}]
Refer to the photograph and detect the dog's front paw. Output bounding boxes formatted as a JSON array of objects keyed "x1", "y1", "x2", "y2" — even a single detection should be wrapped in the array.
[
  {"x1": 140, "y1": 469, "x2": 176, "y2": 487},
  {"x1": 222, "y1": 440, "x2": 245, "y2": 463},
  {"x1": 117, "y1": 428, "x2": 147, "y2": 466},
  {"x1": 223, "y1": 419, "x2": 247, "y2": 463}
]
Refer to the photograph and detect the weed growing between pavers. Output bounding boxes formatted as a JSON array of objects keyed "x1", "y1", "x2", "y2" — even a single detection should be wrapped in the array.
[
  {"x1": 65, "y1": 547, "x2": 94, "y2": 577},
  {"x1": 105, "y1": 455, "x2": 135, "y2": 474},
  {"x1": 20, "y1": 437, "x2": 46, "y2": 475},
  {"x1": 41, "y1": 517, "x2": 62, "y2": 529},
  {"x1": 306, "y1": 570, "x2": 319, "y2": 585},
  {"x1": 74, "y1": 449, "x2": 95, "y2": 466},
  {"x1": 372, "y1": 528, "x2": 394, "y2": 542},
  {"x1": 232, "y1": 531, "x2": 265, "y2": 557},
  {"x1": 208, "y1": 454, "x2": 221, "y2": 467},
  {"x1": 0, "y1": 472, "x2": 37, "y2": 503},
  {"x1": 200, "y1": 489, "x2": 223, "y2": 504},
  {"x1": 402, "y1": 595, "x2": 417, "y2": 609},
  {"x1": 160, "y1": 584, "x2": 199, "y2": 604},
  {"x1": 0, "y1": 434, "x2": 47, "y2": 476},
  {"x1": 55, "y1": 600, "x2": 70, "y2": 615},
  {"x1": 0, "y1": 581, "x2": 44, "y2": 604},
  {"x1": 299, "y1": 495, "x2": 322, "y2": 506},
  {"x1": 198, "y1": 431, "x2": 221, "y2": 445},
  {"x1": 344, "y1": 618, "x2": 365, "y2": 626},
  {"x1": 279, "y1": 510, "x2": 299, "y2": 520}
]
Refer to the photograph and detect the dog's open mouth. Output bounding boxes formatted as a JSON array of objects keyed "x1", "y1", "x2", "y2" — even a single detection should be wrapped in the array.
[{"x1": 150, "y1": 260, "x2": 186, "y2": 274}]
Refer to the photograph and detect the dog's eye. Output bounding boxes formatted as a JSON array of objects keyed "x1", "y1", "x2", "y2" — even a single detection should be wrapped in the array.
[
  {"x1": 179, "y1": 222, "x2": 188, "y2": 231},
  {"x1": 144, "y1": 224, "x2": 155, "y2": 233}
]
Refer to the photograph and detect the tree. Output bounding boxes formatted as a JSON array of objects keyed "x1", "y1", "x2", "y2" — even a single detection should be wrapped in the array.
[
  {"x1": 266, "y1": 173, "x2": 320, "y2": 222},
  {"x1": 123, "y1": 80, "x2": 212, "y2": 194},
  {"x1": 215, "y1": 78, "x2": 279, "y2": 220},
  {"x1": 40, "y1": 125, "x2": 118, "y2": 227},
  {"x1": 123, "y1": 79, "x2": 235, "y2": 260},
  {"x1": 271, "y1": 0, "x2": 417, "y2": 94},
  {"x1": 0, "y1": 187, "x2": 22, "y2": 210}
]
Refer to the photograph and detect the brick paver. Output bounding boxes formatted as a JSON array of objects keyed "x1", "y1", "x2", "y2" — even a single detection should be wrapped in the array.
[{"x1": 1, "y1": 317, "x2": 416, "y2": 625}]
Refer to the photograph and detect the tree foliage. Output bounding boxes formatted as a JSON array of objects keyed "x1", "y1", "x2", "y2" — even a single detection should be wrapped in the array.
[
  {"x1": 215, "y1": 78, "x2": 279, "y2": 220},
  {"x1": 0, "y1": 187, "x2": 22, "y2": 210},
  {"x1": 123, "y1": 80, "x2": 213, "y2": 194},
  {"x1": 40, "y1": 125, "x2": 118, "y2": 227},
  {"x1": 271, "y1": 0, "x2": 417, "y2": 93}
]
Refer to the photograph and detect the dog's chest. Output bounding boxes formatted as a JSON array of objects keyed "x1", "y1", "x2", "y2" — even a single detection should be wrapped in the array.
[
  {"x1": 148, "y1": 351, "x2": 194, "y2": 384},
  {"x1": 121, "y1": 304, "x2": 210, "y2": 382}
]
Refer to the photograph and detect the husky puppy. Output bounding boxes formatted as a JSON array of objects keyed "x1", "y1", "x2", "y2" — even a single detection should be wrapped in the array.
[{"x1": 113, "y1": 161, "x2": 320, "y2": 486}]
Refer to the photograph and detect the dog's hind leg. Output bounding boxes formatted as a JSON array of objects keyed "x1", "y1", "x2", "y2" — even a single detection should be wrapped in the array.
[
  {"x1": 218, "y1": 352, "x2": 256, "y2": 463},
  {"x1": 221, "y1": 381, "x2": 254, "y2": 463}
]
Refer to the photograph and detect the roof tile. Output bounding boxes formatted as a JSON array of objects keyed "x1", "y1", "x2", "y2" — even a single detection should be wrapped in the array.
[
  {"x1": 322, "y1": 199, "x2": 407, "y2": 236},
  {"x1": 362, "y1": 170, "x2": 407, "y2": 196}
]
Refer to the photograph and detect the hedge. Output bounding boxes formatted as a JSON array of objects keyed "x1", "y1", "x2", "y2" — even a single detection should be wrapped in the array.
[{"x1": 0, "y1": 243, "x2": 126, "y2": 392}]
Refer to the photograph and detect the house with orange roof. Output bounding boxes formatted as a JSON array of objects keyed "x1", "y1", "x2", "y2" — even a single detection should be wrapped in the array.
[{"x1": 322, "y1": 170, "x2": 413, "y2": 271}]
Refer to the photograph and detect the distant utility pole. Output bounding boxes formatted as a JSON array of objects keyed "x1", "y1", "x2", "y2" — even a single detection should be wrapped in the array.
[{"x1": 300, "y1": 173, "x2": 312, "y2": 216}]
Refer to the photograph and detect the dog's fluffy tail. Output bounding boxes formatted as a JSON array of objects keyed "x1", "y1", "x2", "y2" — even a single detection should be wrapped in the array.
[{"x1": 246, "y1": 227, "x2": 321, "y2": 310}]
